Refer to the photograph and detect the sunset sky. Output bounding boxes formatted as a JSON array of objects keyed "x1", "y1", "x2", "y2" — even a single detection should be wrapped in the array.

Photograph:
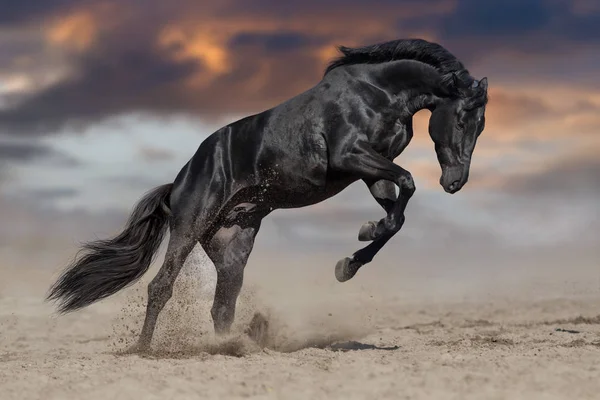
[{"x1": 0, "y1": 1, "x2": 598, "y2": 291}]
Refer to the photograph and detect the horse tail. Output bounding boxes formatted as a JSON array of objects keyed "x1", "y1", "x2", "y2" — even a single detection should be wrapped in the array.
[{"x1": 47, "y1": 183, "x2": 173, "y2": 313}]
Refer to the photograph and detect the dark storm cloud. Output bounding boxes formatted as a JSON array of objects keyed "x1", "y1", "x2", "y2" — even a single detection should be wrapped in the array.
[
  {"x1": 0, "y1": 0, "x2": 84, "y2": 24},
  {"x1": 0, "y1": 0, "x2": 599, "y2": 136},
  {"x1": 0, "y1": 28, "x2": 323, "y2": 135},
  {"x1": 0, "y1": 141, "x2": 80, "y2": 166},
  {"x1": 395, "y1": 0, "x2": 600, "y2": 68},
  {"x1": 441, "y1": 0, "x2": 553, "y2": 37},
  {"x1": 231, "y1": 0, "x2": 450, "y2": 17},
  {"x1": 0, "y1": 31, "x2": 45, "y2": 69},
  {"x1": 416, "y1": 0, "x2": 600, "y2": 51},
  {"x1": 0, "y1": 142, "x2": 54, "y2": 161},
  {"x1": 0, "y1": 43, "x2": 203, "y2": 135},
  {"x1": 558, "y1": 12, "x2": 600, "y2": 42}
]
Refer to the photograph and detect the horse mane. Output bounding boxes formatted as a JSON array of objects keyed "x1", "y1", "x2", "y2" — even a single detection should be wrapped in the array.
[{"x1": 324, "y1": 38, "x2": 476, "y2": 97}]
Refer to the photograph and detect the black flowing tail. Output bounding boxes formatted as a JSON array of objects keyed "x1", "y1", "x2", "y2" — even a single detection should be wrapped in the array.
[{"x1": 47, "y1": 183, "x2": 173, "y2": 313}]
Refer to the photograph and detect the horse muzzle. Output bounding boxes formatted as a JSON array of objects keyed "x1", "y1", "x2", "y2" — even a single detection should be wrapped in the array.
[{"x1": 440, "y1": 164, "x2": 469, "y2": 194}]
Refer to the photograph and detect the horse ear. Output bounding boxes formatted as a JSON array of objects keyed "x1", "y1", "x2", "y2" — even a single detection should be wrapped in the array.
[{"x1": 479, "y1": 77, "x2": 488, "y2": 91}]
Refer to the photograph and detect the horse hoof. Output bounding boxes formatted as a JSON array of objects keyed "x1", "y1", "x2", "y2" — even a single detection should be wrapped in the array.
[
  {"x1": 245, "y1": 312, "x2": 270, "y2": 348},
  {"x1": 358, "y1": 221, "x2": 378, "y2": 241},
  {"x1": 335, "y1": 257, "x2": 363, "y2": 282},
  {"x1": 122, "y1": 340, "x2": 150, "y2": 355}
]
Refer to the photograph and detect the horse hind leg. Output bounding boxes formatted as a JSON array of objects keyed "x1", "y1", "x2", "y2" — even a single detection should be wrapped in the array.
[
  {"x1": 129, "y1": 185, "x2": 226, "y2": 352},
  {"x1": 202, "y1": 204, "x2": 263, "y2": 336},
  {"x1": 128, "y1": 225, "x2": 197, "y2": 353}
]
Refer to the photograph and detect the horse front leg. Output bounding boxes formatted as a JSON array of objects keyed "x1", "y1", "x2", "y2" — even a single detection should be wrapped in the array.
[
  {"x1": 331, "y1": 143, "x2": 415, "y2": 282},
  {"x1": 358, "y1": 179, "x2": 397, "y2": 241}
]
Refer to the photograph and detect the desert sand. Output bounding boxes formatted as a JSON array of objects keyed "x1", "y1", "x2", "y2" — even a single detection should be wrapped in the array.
[{"x1": 2, "y1": 247, "x2": 600, "y2": 400}]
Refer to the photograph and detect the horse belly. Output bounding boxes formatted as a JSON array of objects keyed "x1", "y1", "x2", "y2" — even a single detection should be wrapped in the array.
[
  {"x1": 254, "y1": 131, "x2": 330, "y2": 203},
  {"x1": 261, "y1": 165, "x2": 356, "y2": 209}
]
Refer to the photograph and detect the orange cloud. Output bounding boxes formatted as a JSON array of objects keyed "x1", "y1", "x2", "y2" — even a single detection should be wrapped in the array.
[
  {"x1": 397, "y1": 83, "x2": 600, "y2": 192},
  {"x1": 46, "y1": 11, "x2": 97, "y2": 51},
  {"x1": 44, "y1": 3, "x2": 126, "y2": 52},
  {"x1": 3, "y1": 0, "x2": 599, "y2": 164},
  {"x1": 150, "y1": 0, "x2": 454, "y2": 89},
  {"x1": 473, "y1": 85, "x2": 600, "y2": 144},
  {"x1": 158, "y1": 26, "x2": 232, "y2": 87}
]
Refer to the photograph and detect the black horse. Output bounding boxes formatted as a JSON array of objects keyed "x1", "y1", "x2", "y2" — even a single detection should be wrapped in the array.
[{"x1": 47, "y1": 38, "x2": 488, "y2": 352}]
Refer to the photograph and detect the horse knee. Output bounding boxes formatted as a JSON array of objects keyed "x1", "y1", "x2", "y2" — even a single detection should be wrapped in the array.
[{"x1": 211, "y1": 297, "x2": 236, "y2": 334}]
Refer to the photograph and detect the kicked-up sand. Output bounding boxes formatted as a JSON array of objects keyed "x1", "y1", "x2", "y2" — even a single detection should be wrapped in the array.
[{"x1": 1, "y1": 246, "x2": 600, "y2": 400}]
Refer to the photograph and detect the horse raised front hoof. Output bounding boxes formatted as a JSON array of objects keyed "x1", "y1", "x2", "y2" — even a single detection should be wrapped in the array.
[
  {"x1": 335, "y1": 257, "x2": 364, "y2": 282},
  {"x1": 358, "y1": 221, "x2": 378, "y2": 241}
]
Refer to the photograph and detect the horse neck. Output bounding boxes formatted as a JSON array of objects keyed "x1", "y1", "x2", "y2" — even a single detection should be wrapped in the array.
[{"x1": 366, "y1": 60, "x2": 448, "y2": 118}]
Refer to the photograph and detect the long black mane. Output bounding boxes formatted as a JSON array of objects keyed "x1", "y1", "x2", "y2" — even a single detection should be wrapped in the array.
[{"x1": 325, "y1": 38, "x2": 476, "y2": 96}]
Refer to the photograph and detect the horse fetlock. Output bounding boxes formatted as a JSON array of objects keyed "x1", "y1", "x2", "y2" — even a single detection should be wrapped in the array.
[
  {"x1": 211, "y1": 304, "x2": 235, "y2": 334},
  {"x1": 375, "y1": 213, "x2": 404, "y2": 234},
  {"x1": 358, "y1": 220, "x2": 378, "y2": 241},
  {"x1": 400, "y1": 174, "x2": 416, "y2": 196}
]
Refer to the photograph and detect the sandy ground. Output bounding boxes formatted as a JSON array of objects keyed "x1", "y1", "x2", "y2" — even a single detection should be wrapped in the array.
[{"x1": 2, "y1": 249, "x2": 600, "y2": 400}]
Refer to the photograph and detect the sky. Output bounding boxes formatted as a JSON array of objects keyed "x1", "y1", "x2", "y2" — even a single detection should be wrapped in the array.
[{"x1": 0, "y1": 0, "x2": 598, "y2": 293}]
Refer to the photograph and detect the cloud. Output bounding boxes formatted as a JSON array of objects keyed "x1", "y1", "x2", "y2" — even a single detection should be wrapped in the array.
[
  {"x1": 0, "y1": 1, "x2": 597, "y2": 245},
  {"x1": 404, "y1": 0, "x2": 600, "y2": 47},
  {"x1": 16, "y1": 187, "x2": 79, "y2": 201},
  {"x1": 0, "y1": 141, "x2": 55, "y2": 162},
  {"x1": 228, "y1": 31, "x2": 326, "y2": 53},
  {"x1": 464, "y1": 148, "x2": 600, "y2": 247},
  {"x1": 502, "y1": 151, "x2": 600, "y2": 198},
  {"x1": 442, "y1": 0, "x2": 553, "y2": 37},
  {"x1": 0, "y1": 42, "x2": 203, "y2": 135},
  {"x1": 0, "y1": 0, "x2": 597, "y2": 141},
  {"x1": 0, "y1": 141, "x2": 80, "y2": 169},
  {"x1": 483, "y1": 89, "x2": 554, "y2": 128},
  {"x1": 0, "y1": 0, "x2": 83, "y2": 25},
  {"x1": 138, "y1": 146, "x2": 176, "y2": 162},
  {"x1": 0, "y1": 0, "x2": 590, "y2": 136}
]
